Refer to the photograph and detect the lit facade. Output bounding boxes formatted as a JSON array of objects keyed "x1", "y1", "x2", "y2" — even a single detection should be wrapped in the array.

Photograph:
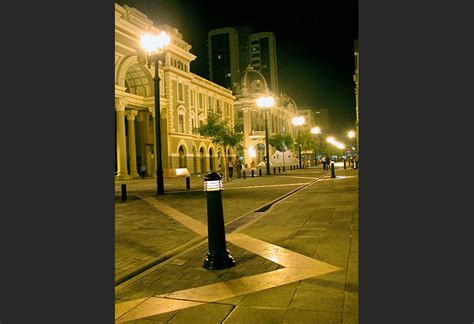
[
  {"x1": 233, "y1": 67, "x2": 298, "y2": 168},
  {"x1": 115, "y1": 4, "x2": 235, "y2": 179}
]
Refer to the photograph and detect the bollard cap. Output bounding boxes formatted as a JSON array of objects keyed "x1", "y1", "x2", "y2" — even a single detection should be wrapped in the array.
[{"x1": 203, "y1": 172, "x2": 224, "y2": 191}]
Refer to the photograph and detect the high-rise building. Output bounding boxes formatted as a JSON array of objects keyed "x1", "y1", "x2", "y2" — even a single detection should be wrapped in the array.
[
  {"x1": 248, "y1": 32, "x2": 278, "y2": 94},
  {"x1": 208, "y1": 28, "x2": 279, "y2": 95},
  {"x1": 237, "y1": 26, "x2": 253, "y2": 75},
  {"x1": 207, "y1": 27, "x2": 240, "y2": 90}
]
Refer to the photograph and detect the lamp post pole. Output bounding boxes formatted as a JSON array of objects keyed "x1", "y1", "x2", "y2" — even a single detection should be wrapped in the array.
[
  {"x1": 264, "y1": 111, "x2": 270, "y2": 175},
  {"x1": 256, "y1": 96, "x2": 274, "y2": 176},
  {"x1": 153, "y1": 54, "x2": 165, "y2": 195},
  {"x1": 298, "y1": 127, "x2": 302, "y2": 169},
  {"x1": 141, "y1": 31, "x2": 169, "y2": 195}
]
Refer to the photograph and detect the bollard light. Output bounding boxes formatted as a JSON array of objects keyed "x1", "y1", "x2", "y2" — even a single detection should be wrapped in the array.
[
  {"x1": 203, "y1": 172, "x2": 235, "y2": 270},
  {"x1": 203, "y1": 175, "x2": 224, "y2": 192}
]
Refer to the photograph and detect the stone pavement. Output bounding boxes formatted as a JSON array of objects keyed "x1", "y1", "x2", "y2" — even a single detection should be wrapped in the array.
[
  {"x1": 115, "y1": 164, "x2": 358, "y2": 323},
  {"x1": 115, "y1": 166, "x2": 325, "y2": 282}
]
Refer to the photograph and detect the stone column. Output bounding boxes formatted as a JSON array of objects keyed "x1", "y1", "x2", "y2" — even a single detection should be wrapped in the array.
[
  {"x1": 115, "y1": 98, "x2": 129, "y2": 180},
  {"x1": 126, "y1": 110, "x2": 139, "y2": 178}
]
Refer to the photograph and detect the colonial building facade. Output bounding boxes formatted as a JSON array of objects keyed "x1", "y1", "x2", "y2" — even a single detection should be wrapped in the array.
[
  {"x1": 115, "y1": 4, "x2": 235, "y2": 179},
  {"x1": 233, "y1": 66, "x2": 299, "y2": 167}
]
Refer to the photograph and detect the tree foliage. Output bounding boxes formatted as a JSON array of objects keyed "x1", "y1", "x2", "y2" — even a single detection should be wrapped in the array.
[
  {"x1": 195, "y1": 111, "x2": 243, "y2": 180},
  {"x1": 268, "y1": 132, "x2": 293, "y2": 152}
]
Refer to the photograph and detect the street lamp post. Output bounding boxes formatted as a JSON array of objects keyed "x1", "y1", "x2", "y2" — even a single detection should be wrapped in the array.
[
  {"x1": 256, "y1": 96, "x2": 275, "y2": 176},
  {"x1": 140, "y1": 31, "x2": 170, "y2": 195},
  {"x1": 292, "y1": 116, "x2": 305, "y2": 169},
  {"x1": 348, "y1": 130, "x2": 355, "y2": 155},
  {"x1": 311, "y1": 127, "x2": 321, "y2": 166}
]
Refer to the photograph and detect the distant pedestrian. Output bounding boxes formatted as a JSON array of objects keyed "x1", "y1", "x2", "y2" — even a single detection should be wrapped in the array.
[
  {"x1": 140, "y1": 165, "x2": 146, "y2": 179},
  {"x1": 236, "y1": 158, "x2": 242, "y2": 178},
  {"x1": 321, "y1": 156, "x2": 327, "y2": 170},
  {"x1": 228, "y1": 159, "x2": 234, "y2": 178}
]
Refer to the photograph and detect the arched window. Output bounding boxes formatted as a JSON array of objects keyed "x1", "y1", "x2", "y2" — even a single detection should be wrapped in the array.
[
  {"x1": 178, "y1": 145, "x2": 186, "y2": 168},
  {"x1": 178, "y1": 106, "x2": 186, "y2": 133}
]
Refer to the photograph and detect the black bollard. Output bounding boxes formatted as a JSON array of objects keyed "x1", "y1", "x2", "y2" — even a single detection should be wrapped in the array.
[
  {"x1": 273, "y1": 167, "x2": 276, "y2": 174},
  {"x1": 186, "y1": 176, "x2": 191, "y2": 190},
  {"x1": 243, "y1": 170, "x2": 246, "y2": 179},
  {"x1": 251, "y1": 169, "x2": 255, "y2": 178},
  {"x1": 283, "y1": 166, "x2": 285, "y2": 172},
  {"x1": 278, "y1": 167, "x2": 281, "y2": 173},
  {"x1": 290, "y1": 165, "x2": 292, "y2": 170},
  {"x1": 331, "y1": 161, "x2": 336, "y2": 178},
  {"x1": 203, "y1": 172, "x2": 235, "y2": 270},
  {"x1": 259, "y1": 168, "x2": 262, "y2": 177},
  {"x1": 343, "y1": 159, "x2": 346, "y2": 169},
  {"x1": 121, "y1": 184, "x2": 127, "y2": 201}
]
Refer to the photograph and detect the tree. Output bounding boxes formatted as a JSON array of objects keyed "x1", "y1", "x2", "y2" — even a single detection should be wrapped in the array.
[
  {"x1": 268, "y1": 132, "x2": 293, "y2": 166},
  {"x1": 195, "y1": 111, "x2": 243, "y2": 181}
]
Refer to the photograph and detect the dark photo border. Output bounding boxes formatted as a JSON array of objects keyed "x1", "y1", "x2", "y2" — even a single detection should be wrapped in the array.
[
  {"x1": 360, "y1": 0, "x2": 473, "y2": 323},
  {"x1": 0, "y1": 0, "x2": 472, "y2": 323}
]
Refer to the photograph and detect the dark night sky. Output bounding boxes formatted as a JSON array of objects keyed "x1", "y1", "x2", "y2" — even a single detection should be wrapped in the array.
[{"x1": 116, "y1": 0, "x2": 358, "y2": 136}]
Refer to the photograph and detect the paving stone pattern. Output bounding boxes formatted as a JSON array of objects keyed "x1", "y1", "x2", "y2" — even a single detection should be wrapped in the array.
[{"x1": 115, "y1": 166, "x2": 358, "y2": 323}]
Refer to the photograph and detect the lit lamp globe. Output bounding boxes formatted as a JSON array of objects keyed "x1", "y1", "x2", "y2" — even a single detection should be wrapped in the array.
[
  {"x1": 311, "y1": 127, "x2": 321, "y2": 135},
  {"x1": 292, "y1": 116, "x2": 305, "y2": 126},
  {"x1": 327, "y1": 137, "x2": 335, "y2": 144},
  {"x1": 248, "y1": 147, "x2": 256, "y2": 158},
  {"x1": 140, "y1": 31, "x2": 170, "y2": 53},
  {"x1": 348, "y1": 130, "x2": 355, "y2": 138},
  {"x1": 256, "y1": 96, "x2": 275, "y2": 108}
]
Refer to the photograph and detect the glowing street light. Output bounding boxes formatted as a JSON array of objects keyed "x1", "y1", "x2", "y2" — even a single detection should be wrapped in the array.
[
  {"x1": 327, "y1": 136, "x2": 335, "y2": 144},
  {"x1": 348, "y1": 130, "x2": 355, "y2": 154},
  {"x1": 256, "y1": 96, "x2": 275, "y2": 175},
  {"x1": 310, "y1": 127, "x2": 321, "y2": 165},
  {"x1": 140, "y1": 31, "x2": 170, "y2": 195},
  {"x1": 292, "y1": 116, "x2": 305, "y2": 169},
  {"x1": 292, "y1": 116, "x2": 304, "y2": 127}
]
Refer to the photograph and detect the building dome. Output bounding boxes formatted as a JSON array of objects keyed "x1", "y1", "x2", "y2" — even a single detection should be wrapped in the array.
[{"x1": 240, "y1": 66, "x2": 268, "y2": 95}]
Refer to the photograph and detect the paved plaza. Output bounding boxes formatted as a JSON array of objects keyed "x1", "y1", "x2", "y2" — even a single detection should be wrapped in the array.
[{"x1": 115, "y1": 164, "x2": 358, "y2": 323}]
